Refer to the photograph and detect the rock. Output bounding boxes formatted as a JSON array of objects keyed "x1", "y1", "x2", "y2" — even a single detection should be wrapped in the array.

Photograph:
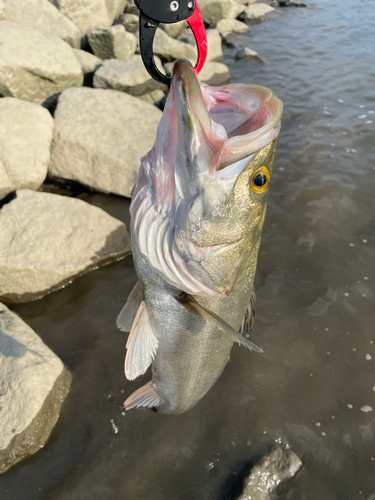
[
  {"x1": 153, "y1": 28, "x2": 196, "y2": 63},
  {"x1": 0, "y1": 21, "x2": 83, "y2": 104},
  {"x1": 199, "y1": 0, "x2": 239, "y2": 24},
  {"x1": 137, "y1": 89, "x2": 166, "y2": 107},
  {"x1": 93, "y1": 56, "x2": 166, "y2": 96},
  {"x1": 0, "y1": 190, "x2": 130, "y2": 303},
  {"x1": 0, "y1": 98, "x2": 54, "y2": 200},
  {"x1": 114, "y1": 12, "x2": 138, "y2": 32},
  {"x1": 241, "y1": 3, "x2": 275, "y2": 21},
  {"x1": 198, "y1": 61, "x2": 231, "y2": 86},
  {"x1": 51, "y1": 0, "x2": 127, "y2": 35},
  {"x1": 238, "y1": 446, "x2": 303, "y2": 500},
  {"x1": 1, "y1": 0, "x2": 80, "y2": 48},
  {"x1": 235, "y1": 47, "x2": 265, "y2": 63},
  {"x1": 235, "y1": 1, "x2": 247, "y2": 16},
  {"x1": 49, "y1": 87, "x2": 162, "y2": 198},
  {"x1": 73, "y1": 49, "x2": 102, "y2": 74},
  {"x1": 215, "y1": 18, "x2": 251, "y2": 35},
  {"x1": 160, "y1": 20, "x2": 188, "y2": 39},
  {"x1": 124, "y1": 0, "x2": 138, "y2": 14},
  {"x1": 177, "y1": 28, "x2": 223, "y2": 62},
  {"x1": 0, "y1": 0, "x2": 5, "y2": 18},
  {"x1": 0, "y1": 302, "x2": 71, "y2": 473},
  {"x1": 236, "y1": 0, "x2": 257, "y2": 4},
  {"x1": 87, "y1": 25, "x2": 136, "y2": 60}
]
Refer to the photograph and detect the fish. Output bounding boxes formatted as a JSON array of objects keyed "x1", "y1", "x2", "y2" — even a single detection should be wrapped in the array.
[{"x1": 117, "y1": 59, "x2": 283, "y2": 415}]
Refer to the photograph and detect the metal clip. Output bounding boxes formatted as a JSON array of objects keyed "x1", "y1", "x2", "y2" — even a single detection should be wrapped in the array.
[{"x1": 135, "y1": 0, "x2": 208, "y2": 85}]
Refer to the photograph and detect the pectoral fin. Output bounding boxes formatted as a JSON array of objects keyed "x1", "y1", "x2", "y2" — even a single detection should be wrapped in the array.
[
  {"x1": 124, "y1": 302, "x2": 159, "y2": 380},
  {"x1": 116, "y1": 281, "x2": 142, "y2": 332},
  {"x1": 176, "y1": 294, "x2": 263, "y2": 353}
]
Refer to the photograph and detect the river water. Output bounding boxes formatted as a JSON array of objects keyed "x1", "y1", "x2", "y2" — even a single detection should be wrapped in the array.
[{"x1": 3, "y1": 0, "x2": 375, "y2": 498}]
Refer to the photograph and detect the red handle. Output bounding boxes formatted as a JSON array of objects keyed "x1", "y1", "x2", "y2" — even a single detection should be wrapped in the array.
[{"x1": 187, "y1": 3, "x2": 208, "y2": 75}]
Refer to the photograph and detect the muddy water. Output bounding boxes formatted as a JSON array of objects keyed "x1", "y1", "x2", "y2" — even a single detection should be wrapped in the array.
[{"x1": 3, "y1": 0, "x2": 375, "y2": 498}]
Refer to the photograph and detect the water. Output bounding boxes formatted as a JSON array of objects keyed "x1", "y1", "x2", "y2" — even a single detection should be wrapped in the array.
[{"x1": 2, "y1": 0, "x2": 375, "y2": 498}]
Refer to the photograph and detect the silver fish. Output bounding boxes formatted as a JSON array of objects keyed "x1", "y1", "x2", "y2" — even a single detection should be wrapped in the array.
[{"x1": 117, "y1": 59, "x2": 283, "y2": 414}]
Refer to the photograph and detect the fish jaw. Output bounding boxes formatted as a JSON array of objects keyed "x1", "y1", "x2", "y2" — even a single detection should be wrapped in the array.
[{"x1": 130, "y1": 59, "x2": 283, "y2": 297}]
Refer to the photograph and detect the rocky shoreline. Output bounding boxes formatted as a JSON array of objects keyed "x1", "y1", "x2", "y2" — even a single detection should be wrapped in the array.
[{"x1": 0, "y1": 0, "x2": 305, "y2": 492}]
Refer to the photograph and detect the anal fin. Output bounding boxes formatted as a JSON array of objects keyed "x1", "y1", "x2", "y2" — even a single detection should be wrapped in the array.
[
  {"x1": 176, "y1": 294, "x2": 263, "y2": 353},
  {"x1": 240, "y1": 289, "x2": 256, "y2": 335},
  {"x1": 125, "y1": 301, "x2": 159, "y2": 380},
  {"x1": 116, "y1": 281, "x2": 142, "y2": 332},
  {"x1": 124, "y1": 381, "x2": 162, "y2": 410}
]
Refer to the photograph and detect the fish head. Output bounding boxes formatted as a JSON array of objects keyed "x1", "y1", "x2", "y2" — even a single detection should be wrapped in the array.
[{"x1": 131, "y1": 59, "x2": 283, "y2": 297}]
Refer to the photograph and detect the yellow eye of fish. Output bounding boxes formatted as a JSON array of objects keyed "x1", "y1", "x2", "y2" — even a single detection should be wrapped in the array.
[{"x1": 250, "y1": 167, "x2": 271, "y2": 193}]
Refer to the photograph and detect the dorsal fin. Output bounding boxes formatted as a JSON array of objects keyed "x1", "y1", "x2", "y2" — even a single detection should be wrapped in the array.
[
  {"x1": 124, "y1": 302, "x2": 159, "y2": 381},
  {"x1": 176, "y1": 294, "x2": 263, "y2": 353},
  {"x1": 124, "y1": 381, "x2": 162, "y2": 410},
  {"x1": 116, "y1": 281, "x2": 142, "y2": 332}
]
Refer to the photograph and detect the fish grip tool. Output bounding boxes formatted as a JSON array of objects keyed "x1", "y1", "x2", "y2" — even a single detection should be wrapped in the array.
[{"x1": 135, "y1": 0, "x2": 207, "y2": 85}]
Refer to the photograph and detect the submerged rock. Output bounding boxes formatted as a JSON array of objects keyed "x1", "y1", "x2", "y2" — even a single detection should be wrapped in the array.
[
  {"x1": 93, "y1": 56, "x2": 166, "y2": 96},
  {"x1": 49, "y1": 87, "x2": 161, "y2": 197},
  {"x1": 87, "y1": 25, "x2": 137, "y2": 61},
  {"x1": 0, "y1": 98, "x2": 54, "y2": 200},
  {"x1": 0, "y1": 21, "x2": 83, "y2": 103},
  {"x1": 238, "y1": 446, "x2": 302, "y2": 499},
  {"x1": 241, "y1": 3, "x2": 275, "y2": 21},
  {"x1": 0, "y1": 190, "x2": 130, "y2": 303},
  {"x1": 1, "y1": 0, "x2": 81, "y2": 47},
  {"x1": 0, "y1": 302, "x2": 71, "y2": 474},
  {"x1": 235, "y1": 47, "x2": 265, "y2": 63},
  {"x1": 51, "y1": 0, "x2": 127, "y2": 35}
]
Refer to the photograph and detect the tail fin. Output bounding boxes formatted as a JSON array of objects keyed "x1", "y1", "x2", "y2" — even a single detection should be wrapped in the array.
[{"x1": 124, "y1": 381, "x2": 162, "y2": 410}]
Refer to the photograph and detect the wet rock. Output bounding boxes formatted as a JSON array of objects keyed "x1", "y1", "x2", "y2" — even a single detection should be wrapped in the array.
[
  {"x1": 153, "y1": 28, "x2": 196, "y2": 63},
  {"x1": 93, "y1": 56, "x2": 166, "y2": 96},
  {"x1": 235, "y1": 47, "x2": 265, "y2": 63},
  {"x1": 238, "y1": 446, "x2": 302, "y2": 500},
  {"x1": 241, "y1": 3, "x2": 275, "y2": 21},
  {"x1": 215, "y1": 18, "x2": 251, "y2": 36},
  {"x1": 0, "y1": 302, "x2": 71, "y2": 473},
  {"x1": 160, "y1": 20, "x2": 188, "y2": 39},
  {"x1": 0, "y1": 21, "x2": 83, "y2": 103},
  {"x1": 0, "y1": 98, "x2": 53, "y2": 200},
  {"x1": 199, "y1": 0, "x2": 239, "y2": 25},
  {"x1": 1, "y1": 0, "x2": 81, "y2": 47},
  {"x1": 51, "y1": 0, "x2": 127, "y2": 35},
  {"x1": 199, "y1": 62, "x2": 231, "y2": 85},
  {"x1": 124, "y1": 0, "x2": 138, "y2": 15},
  {"x1": 87, "y1": 25, "x2": 136, "y2": 60},
  {"x1": 0, "y1": 190, "x2": 130, "y2": 303},
  {"x1": 114, "y1": 13, "x2": 139, "y2": 32},
  {"x1": 49, "y1": 87, "x2": 161, "y2": 197},
  {"x1": 73, "y1": 49, "x2": 102, "y2": 74}
]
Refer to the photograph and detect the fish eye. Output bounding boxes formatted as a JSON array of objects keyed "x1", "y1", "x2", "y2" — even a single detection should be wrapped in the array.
[{"x1": 250, "y1": 167, "x2": 271, "y2": 194}]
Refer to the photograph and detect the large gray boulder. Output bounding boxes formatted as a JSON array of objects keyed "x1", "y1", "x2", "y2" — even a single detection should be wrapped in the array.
[
  {"x1": 49, "y1": 87, "x2": 162, "y2": 197},
  {"x1": 215, "y1": 18, "x2": 251, "y2": 36},
  {"x1": 87, "y1": 24, "x2": 136, "y2": 60},
  {"x1": 0, "y1": 190, "x2": 130, "y2": 303},
  {"x1": 114, "y1": 12, "x2": 138, "y2": 32},
  {"x1": 0, "y1": 302, "x2": 71, "y2": 473},
  {"x1": 51, "y1": 0, "x2": 127, "y2": 35},
  {"x1": 0, "y1": 21, "x2": 83, "y2": 104},
  {"x1": 198, "y1": 61, "x2": 231, "y2": 86},
  {"x1": 2, "y1": 0, "x2": 80, "y2": 48},
  {"x1": 0, "y1": 98, "x2": 54, "y2": 200},
  {"x1": 72, "y1": 48, "x2": 102, "y2": 74},
  {"x1": 153, "y1": 28, "x2": 196, "y2": 63},
  {"x1": 93, "y1": 56, "x2": 166, "y2": 96},
  {"x1": 242, "y1": 3, "x2": 275, "y2": 20},
  {"x1": 199, "y1": 0, "x2": 239, "y2": 24}
]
